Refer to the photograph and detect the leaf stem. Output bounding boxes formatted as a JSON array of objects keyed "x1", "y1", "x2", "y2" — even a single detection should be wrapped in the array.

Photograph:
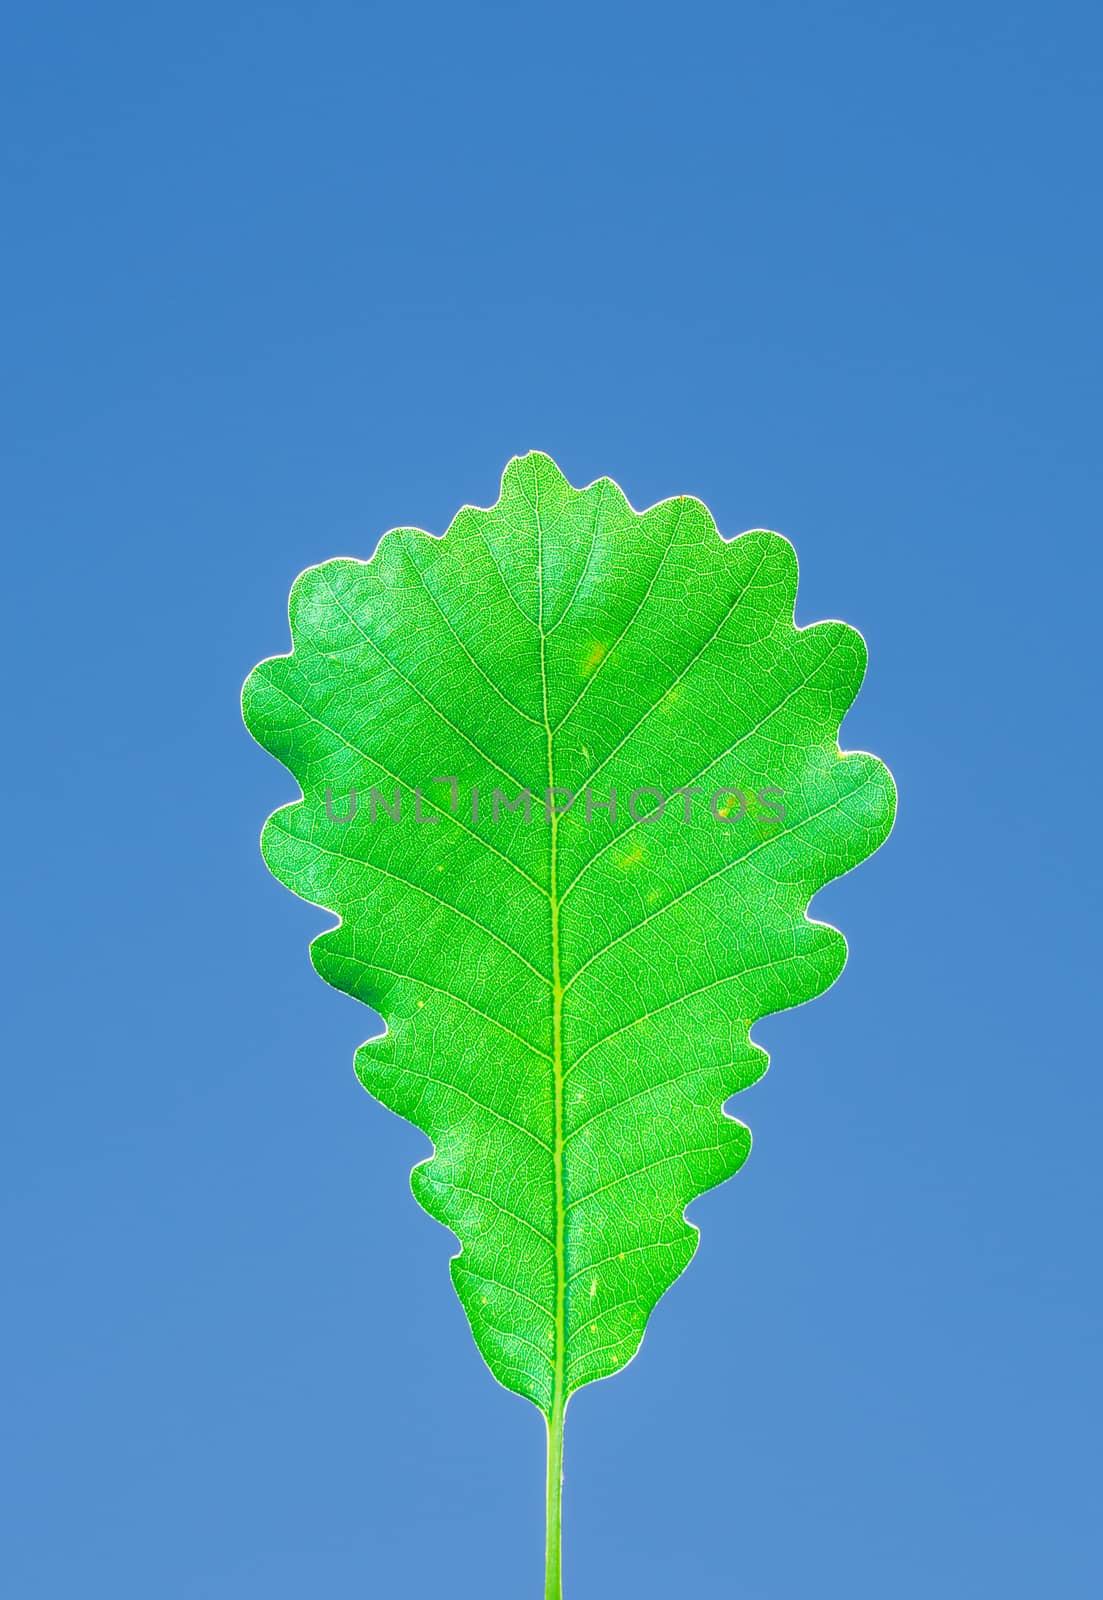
[
  {"x1": 545, "y1": 1394, "x2": 566, "y2": 1599},
  {"x1": 535, "y1": 463, "x2": 570, "y2": 1600}
]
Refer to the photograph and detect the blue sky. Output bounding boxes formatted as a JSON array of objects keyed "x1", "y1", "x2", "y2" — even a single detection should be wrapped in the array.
[{"x1": 2, "y1": 3, "x2": 1100, "y2": 1596}]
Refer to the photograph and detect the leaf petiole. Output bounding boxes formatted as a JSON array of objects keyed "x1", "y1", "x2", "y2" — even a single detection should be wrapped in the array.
[{"x1": 545, "y1": 1394, "x2": 566, "y2": 1599}]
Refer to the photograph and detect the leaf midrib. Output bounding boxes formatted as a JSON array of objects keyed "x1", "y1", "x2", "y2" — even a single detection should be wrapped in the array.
[{"x1": 532, "y1": 470, "x2": 570, "y2": 1420}]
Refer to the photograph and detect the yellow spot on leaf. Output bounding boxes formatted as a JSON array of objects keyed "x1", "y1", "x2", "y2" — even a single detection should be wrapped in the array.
[
  {"x1": 580, "y1": 641, "x2": 606, "y2": 674},
  {"x1": 618, "y1": 842, "x2": 645, "y2": 869}
]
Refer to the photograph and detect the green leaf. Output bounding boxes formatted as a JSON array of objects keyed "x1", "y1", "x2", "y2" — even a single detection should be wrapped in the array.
[{"x1": 242, "y1": 452, "x2": 894, "y2": 1590}]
